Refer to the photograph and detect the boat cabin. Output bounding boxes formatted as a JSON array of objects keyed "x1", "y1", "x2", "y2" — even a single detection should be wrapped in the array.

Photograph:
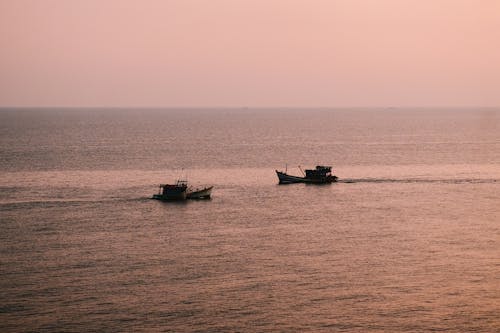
[{"x1": 305, "y1": 166, "x2": 332, "y2": 179}]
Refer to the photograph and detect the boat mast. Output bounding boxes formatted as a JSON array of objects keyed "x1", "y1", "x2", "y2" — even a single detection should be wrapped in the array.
[{"x1": 298, "y1": 165, "x2": 305, "y2": 176}]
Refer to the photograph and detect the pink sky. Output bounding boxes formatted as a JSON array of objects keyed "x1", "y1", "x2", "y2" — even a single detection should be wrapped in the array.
[{"x1": 1, "y1": 0, "x2": 499, "y2": 107}]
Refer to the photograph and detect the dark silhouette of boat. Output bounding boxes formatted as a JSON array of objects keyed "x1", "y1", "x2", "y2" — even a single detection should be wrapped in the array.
[
  {"x1": 153, "y1": 180, "x2": 188, "y2": 201},
  {"x1": 152, "y1": 180, "x2": 213, "y2": 201},
  {"x1": 276, "y1": 165, "x2": 338, "y2": 184}
]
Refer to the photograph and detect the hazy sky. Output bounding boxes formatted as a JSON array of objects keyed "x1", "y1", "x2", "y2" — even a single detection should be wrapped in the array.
[{"x1": 1, "y1": 0, "x2": 499, "y2": 107}]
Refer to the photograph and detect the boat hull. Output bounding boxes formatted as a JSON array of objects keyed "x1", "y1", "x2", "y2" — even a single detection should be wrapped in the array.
[
  {"x1": 187, "y1": 186, "x2": 213, "y2": 199},
  {"x1": 276, "y1": 170, "x2": 337, "y2": 184}
]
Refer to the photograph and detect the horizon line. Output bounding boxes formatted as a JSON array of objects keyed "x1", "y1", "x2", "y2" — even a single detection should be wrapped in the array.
[{"x1": 1, "y1": 105, "x2": 499, "y2": 110}]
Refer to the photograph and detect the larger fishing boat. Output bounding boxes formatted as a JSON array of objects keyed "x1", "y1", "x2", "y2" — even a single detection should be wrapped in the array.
[{"x1": 276, "y1": 165, "x2": 338, "y2": 184}]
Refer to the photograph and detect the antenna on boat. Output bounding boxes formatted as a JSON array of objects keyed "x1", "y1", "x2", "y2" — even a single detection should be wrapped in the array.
[
  {"x1": 177, "y1": 168, "x2": 185, "y2": 180},
  {"x1": 285, "y1": 163, "x2": 287, "y2": 173}
]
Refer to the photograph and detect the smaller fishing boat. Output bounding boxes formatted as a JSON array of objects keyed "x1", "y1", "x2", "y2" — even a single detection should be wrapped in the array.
[
  {"x1": 152, "y1": 179, "x2": 213, "y2": 201},
  {"x1": 276, "y1": 165, "x2": 338, "y2": 184}
]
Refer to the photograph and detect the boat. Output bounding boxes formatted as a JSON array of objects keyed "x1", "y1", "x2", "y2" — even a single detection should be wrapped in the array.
[
  {"x1": 276, "y1": 165, "x2": 338, "y2": 184},
  {"x1": 186, "y1": 186, "x2": 213, "y2": 199},
  {"x1": 152, "y1": 180, "x2": 188, "y2": 201},
  {"x1": 152, "y1": 180, "x2": 213, "y2": 201}
]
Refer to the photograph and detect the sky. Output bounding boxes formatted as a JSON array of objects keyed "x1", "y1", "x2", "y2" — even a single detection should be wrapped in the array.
[{"x1": 1, "y1": 0, "x2": 499, "y2": 107}]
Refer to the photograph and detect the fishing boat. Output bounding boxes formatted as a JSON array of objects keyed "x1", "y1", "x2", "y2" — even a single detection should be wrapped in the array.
[
  {"x1": 276, "y1": 165, "x2": 338, "y2": 184},
  {"x1": 152, "y1": 180, "x2": 188, "y2": 200},
  {"x1": 152, "y1": 180, "x2": 213, "y2": 201}
]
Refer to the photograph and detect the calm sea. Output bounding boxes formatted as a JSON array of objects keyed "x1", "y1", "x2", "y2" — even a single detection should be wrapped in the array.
[{"x1": 1, "y1": 108, "x2": 499, "y2": 332}]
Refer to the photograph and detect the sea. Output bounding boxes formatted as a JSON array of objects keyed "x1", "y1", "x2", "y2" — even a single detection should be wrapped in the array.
[{"x1": 0, "y1": 107, "x2": 499, "y2": 332}]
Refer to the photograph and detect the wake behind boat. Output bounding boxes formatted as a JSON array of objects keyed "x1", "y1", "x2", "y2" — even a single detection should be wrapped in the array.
[{"x1": 276, "y1": 165, "x2": 338, "y2": 184}]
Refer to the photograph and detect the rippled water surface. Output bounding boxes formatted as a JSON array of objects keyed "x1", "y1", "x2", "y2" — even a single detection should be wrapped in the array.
[{"x1": 1, "y1": 108, "x2": 499, "y2": 332}]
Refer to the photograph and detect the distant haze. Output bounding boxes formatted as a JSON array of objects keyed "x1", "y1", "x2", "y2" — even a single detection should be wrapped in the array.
[{"x1": 1, "y1": 0, "x2": 499, "y2": 107}]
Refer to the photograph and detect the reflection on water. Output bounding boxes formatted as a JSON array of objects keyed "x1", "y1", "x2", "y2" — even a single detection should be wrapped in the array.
[{"x1": 1, "y1": 108, "x2": 499, "y2": 332}]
